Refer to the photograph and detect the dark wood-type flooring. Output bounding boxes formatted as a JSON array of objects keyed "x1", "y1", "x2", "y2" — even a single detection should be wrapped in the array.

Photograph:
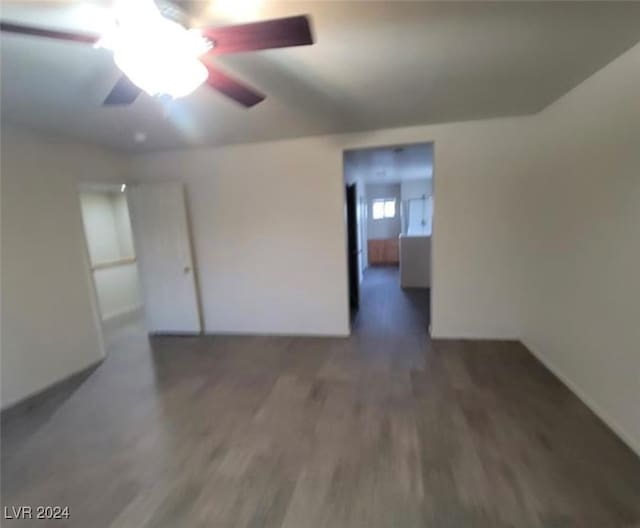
[{"x1": 2, "y1": 267, "x2": 639, "y2": 527}]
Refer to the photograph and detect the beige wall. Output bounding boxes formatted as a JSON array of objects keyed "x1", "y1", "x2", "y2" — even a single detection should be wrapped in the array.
[
  {"x1": 401, "y1": 179, "x2": 432, "y2": 202},
  {"x1": 1, "y1": 127, "x2": 122, "y2": 408},
  {"x1": 521, "y1": 43, "x2": 640, "y2": 454},
  {"x1": 80, "y1": 192, "x2": 123, "y2": 263},
  {"x1": 113, "y1": 193, "x2": 135, "y2": 257},
  {"x1": 129, "y1": 138, "x2": 352, "y2": 336},
  {"x1": 401, "y1": 180, "x2": 432, "y2": 236},
  {"x1": 400, "y1": 235, "x2": 431, "y2": 288},
  {"x1": 92, "y1": 264, "x2": 141, "y2": 322},
  {"x1": 129, "y1": 116, "x2": 535, "y2": 339}
]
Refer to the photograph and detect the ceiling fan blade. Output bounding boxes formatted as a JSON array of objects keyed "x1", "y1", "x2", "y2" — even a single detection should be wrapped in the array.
[
  {"x1": 0, "y1": 21, "x2": 99, "y2": 44},
  {"x1": 202, "y1": 63, "x2": 265, "y2": 107},
  {"x1": 200, "y1": 15, "x2": 313, "y2": 56},
  {"x1": 103, "y1": 75, "x2": 142, "y2": 106}
]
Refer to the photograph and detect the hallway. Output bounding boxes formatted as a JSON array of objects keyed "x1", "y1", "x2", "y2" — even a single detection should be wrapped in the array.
[
  {"x1": 2, "y1": 270, "x2": 639, "y2": 527},
  {"x1": 352, "y1": 266, "x2": 430, "y2": 337}
]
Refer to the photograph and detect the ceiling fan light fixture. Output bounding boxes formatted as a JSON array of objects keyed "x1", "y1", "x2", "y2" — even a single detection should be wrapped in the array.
[
  {"x1": 97, "y1": 0, "x2": 212, "y2": 99},
  {"x1": 112, "y1": 47, "x2": 208, "y2": 99},
  {"x1": 1, "y1": 3, "x2": 313, "y2": 108}
]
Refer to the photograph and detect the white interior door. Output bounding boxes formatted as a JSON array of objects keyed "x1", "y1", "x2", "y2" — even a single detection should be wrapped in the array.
[{"x1": 128, "y1": 182, "x2": 201, "y2": 334}]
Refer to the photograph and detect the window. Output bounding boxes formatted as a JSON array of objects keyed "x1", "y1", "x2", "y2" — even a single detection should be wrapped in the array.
[{"x1": 372, "y1": 198, "x2": 396, "y2": 220}]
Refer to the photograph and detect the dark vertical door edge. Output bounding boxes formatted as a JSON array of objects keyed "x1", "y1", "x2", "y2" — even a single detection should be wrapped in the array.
[{"x1": 346, "y1": 184, "x2": 360, "y2": 312}]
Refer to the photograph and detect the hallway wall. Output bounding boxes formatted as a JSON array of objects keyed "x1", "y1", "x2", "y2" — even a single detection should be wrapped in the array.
[
  {"x1": 521, "y1": 42, "x2": 640, "y2": 454},
  {"x1": 1, "y1": 127, "x2": 122, "y2": 409}
]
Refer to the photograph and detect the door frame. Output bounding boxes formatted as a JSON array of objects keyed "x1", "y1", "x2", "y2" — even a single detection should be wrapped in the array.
[{"x1": 342, "y1": 141, "x2": 435, "y2": 334}]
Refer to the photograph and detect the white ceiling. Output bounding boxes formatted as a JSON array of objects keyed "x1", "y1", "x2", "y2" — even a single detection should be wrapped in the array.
[
  {"x1": 344, "y1": 143, "x2": 433, "y2": 184},
  {"x1": 2, "y1": 1, "x2": 640, "y2": 152}
]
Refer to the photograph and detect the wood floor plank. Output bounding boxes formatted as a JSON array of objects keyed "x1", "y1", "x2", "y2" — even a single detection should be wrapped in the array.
[{"x1": 2, "y1": 267, "x2": 639, "y2": 527}]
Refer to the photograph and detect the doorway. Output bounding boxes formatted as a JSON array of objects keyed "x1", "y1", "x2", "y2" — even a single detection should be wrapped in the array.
[
  {"x1": 343, "y1": 142, "x2": 434, "y2": 332},
  {"x1": 79, "y1": 181, "x2": 202, "y2": 340},
  {"x1": 78, "y1": 183, "x2": 143, "y2": 337}
]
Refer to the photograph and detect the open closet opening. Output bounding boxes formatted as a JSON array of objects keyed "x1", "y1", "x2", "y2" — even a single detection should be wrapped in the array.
[{"x1": 78, "y1": 183, "x2": 143, "y2": 339}]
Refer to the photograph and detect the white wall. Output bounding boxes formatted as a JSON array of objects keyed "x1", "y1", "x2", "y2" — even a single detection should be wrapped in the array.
[
  {"x1": 400, "y1": 236, "x2": 431, "y2": 288},
  {"x1": 113, "y1": 193, "x2": 135, "y2": 257},
  {"x1": 401, "y1": 179, "x2": 432, "y2": 201},
  {"x1": 79, "y1": 191, "x2": 141, "y2": 322},
  {"x1": 128, "y1": 115, "x2": 536, "y2": 339},
  {"x1": 521, "y1": 43, "x2": 640, "y2": 454},
  {"x1": 1, "y1": 127, "x2": 123, "y2": 408},
  {"x1": 401, "y1": 179, "x2": 433, "y2": 236},
  {"x1": 129, "y1": 138, "x2": 351, "y2": 336},
  {"x1": 92, "y1": 264, "x2": 141, "y2": 321},
  {"x1": 80, "y1": 192, "x2": 122, "y2": 263}
]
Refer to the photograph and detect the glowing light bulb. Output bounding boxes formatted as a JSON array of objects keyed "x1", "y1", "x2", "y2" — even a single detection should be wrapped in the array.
[{"x1": 97, "y1": 0, "x2": 212, "y2": 99}]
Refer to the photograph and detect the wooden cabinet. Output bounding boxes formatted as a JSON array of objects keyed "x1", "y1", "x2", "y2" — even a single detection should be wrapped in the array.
[
  {"x1": 384, "y1": 238, "x2": 399, "y2": 263},
  {"x1": 368, "y1": 238, "x2": 399, "y2": 266},
  {"x1": 368, "y1": 239, "x2": 384, "y2": 264}
]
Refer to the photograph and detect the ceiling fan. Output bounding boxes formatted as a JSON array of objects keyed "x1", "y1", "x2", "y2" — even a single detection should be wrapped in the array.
[{"x1": 0, "y1": 0, "x2": 314, "y2": 108}]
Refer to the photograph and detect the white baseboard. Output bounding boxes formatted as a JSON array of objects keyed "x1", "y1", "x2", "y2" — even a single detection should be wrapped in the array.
[{"x1": 523, "y1": 339, "x2": 640, "y2": 458}]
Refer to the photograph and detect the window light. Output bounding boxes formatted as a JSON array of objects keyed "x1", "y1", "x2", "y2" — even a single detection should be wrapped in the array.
[{"x1": 372, "y1": 198, "x2": 396, "y2": 220}]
